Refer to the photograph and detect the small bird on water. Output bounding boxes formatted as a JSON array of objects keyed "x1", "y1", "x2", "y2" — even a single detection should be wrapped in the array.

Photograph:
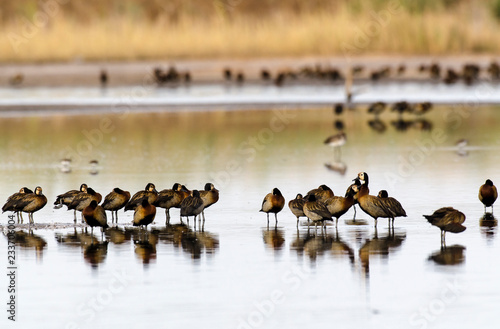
[
  {"x1": 260, "y1": 188, "x2": 285, "y2": 228},
  {"x1": 479, "y1": 179, "x2": 497, "y2": 214},
  {"x1": 424, "y1": 207, "x2": 466, "y2": 246}
]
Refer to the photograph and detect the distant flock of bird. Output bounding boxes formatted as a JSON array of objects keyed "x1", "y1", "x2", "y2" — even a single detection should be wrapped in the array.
[
  {"x1": 2, "y1": 173, "x2": 497, "y2": 245},
  {"x1": 7, "y1": 61, "x2": 500, "y2": 88},
  {"x1": 259, "y1": 172, "x2": 497, "y2": 245}
]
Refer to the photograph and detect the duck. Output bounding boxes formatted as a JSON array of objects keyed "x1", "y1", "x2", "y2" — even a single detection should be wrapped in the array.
[
  {"x1": 412, "y1": 102, "x2": 432, "y2": 116},
  {"x1": 424, "y1": 207, "x2": 466, "y2": 245},
  {"x1": 67, "y1": 187, "x2": 102, "y2": 222},
  {"x1": 102, "y1": 188, "x2": 131, "y2": 223},
  {"x1": 83, "y1": 200, "x2": 109, "y2": 235},
  {"x1": 261, "y1": 69, "x2": 271, "y2": 81},
  {"x1": 479, "y1": 179, "x2": 498, "y2": 213},
  {"x1": 260, "y1": 188, "x2": 285, "y2": 228},
  {"x1": 352, "y1": 182, "x2": 392, "y2": 228},
  {"x1": 305, "y1": 185, "x2": 334, "y2": 203},
  {"x1": 391, "y1": 101, "x2": 412, "y2": 116},
  {"x1": 133, "y1": 199, "x2": 156, "y2": 229},
  {"x1": 180, "y1": 190, "x2": 205, "y2": 228},
  {"x1": 54, "y1": 183, "x2": 88, "y2": 210},
  {"x1": 303, "y1": 194, "x2": 333, "y2": 230},
  {"x1": 288, "y1": 194, "x2": 306, "y2": 227},
  {"x1": 13, "y1": 186, "x2": 47, "y2": 224},
  {"x1": 376, "y1": 189, "x2": 407, "y2": 227},
  {"x1": 2, "y1": 187, "x2": 33, "y2": 222},
  {"x1": 324, "y1": 132, "x2": 347, "y2": 148},
  {"x1": 154, "y1": 183, "x2": 188, "y2": 222},
  {"x1": 124, "y1": 183, "x2": 158, "y2": 211},
  {"x1": 199, "y1": 183, "x2": 219, "y2": 222},
  {"x1": 324, "y1": 184, "x2": 357, "y2": 226},
  {"x1": 99, "y1": 70, "x2": 108, "y2": 86},
  {"x1": 333, "y1": 104, "x2": 344, "y2": 115}
]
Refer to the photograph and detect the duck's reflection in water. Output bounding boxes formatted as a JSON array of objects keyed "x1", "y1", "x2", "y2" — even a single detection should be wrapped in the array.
[
  {"x1": 56, "y1": 227, "x2": 108, "y2": 269},
  {"x1": 133, "y1": 229, "x2": 158, "y2": 266},
  {"x1": 262, "y1": 227, "x2": 285, "y2": 251},
  {"x1": 359, "y1": 227, "x2": 407, "y2": 278},
  {"x1": 156, "y1": 224, "x2": 219, "y2": 260},
  {"x1": 480, "y1": 213, "x2": 497, "y2": 241},
  {"x1": 291, "y1": 227, "x2": 354, "y2": 263},
  {"x1": 428, "y1": 245, "x2": 466, "y2": 266},
  {"x1": 105, "y1": 227, "x2": 133, "y2": 245},
  {"x1": 8, "y1": 230, "x2": 47, "y2": 261}
]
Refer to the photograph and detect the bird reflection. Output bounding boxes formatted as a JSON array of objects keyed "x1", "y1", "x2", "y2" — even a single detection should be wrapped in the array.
[
  {"x1": 8, "y1": 230, "x2": 47, "y2": 260},
  {"x1": 156, "y1": 224, "x2": 219, "y2": 260},
  {"x1": 291, "y1": 227, "x2": 354, "y2": 263},
  {"x1": 262, "y1": 227, "x2": 285, "y2": 251},
  {"x1": 368, "y1": 119, "x2": 387, "y2": 133},
  {"x1": 480, "y1": 213, "x2": 497, "y2": 240},
  {"x1": 428, "y1": 245, "x2": 466, "y2": 266},
  {"x1": 133, "y1": 229, "x2": 158, "y2": 265},
  {"x1": 105, "y1": 227, "x2": 133, "y2": 244},
  {"x1": 324, "y1": 161, "x2": 347, "y2": 175},
  {"x1": 359, "y1": 227, "x2": 406, "y2": 278},
  {"x1": 391, "y1": 119, "x2": 414, "y2": 132},
  {"x1": 83, "y1": 238, "x2": 108, "y2": 269}
]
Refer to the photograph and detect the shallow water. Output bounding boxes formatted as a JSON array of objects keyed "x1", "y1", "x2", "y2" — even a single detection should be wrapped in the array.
[{"x1": 1, "y1": 104, "x2": 500, "y2": 328}]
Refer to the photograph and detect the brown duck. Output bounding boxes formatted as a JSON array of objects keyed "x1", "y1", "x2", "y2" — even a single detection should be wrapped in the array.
[
  {"x1": 102, "y1": 188, "x2": 131, "y2": 223},
  {"x1": 199, "y1": 183, "x2": 219, "y2": 222},
  {"x1": 479, "y1": 179, "x2": 498, "y2": 213},
  {"x1": 14, "y1": 186, "x2": 47, "y2": 224},
  {"x1": 133, "y1": 199, "x2": 157, "y2": 229},
  {"x1": 324, "y1": 184, "x2": 357, "y2": 226},
  {"x1": 125, "y1": 183, "x2": 158, "y2": 211},
  {"x1": 305, "y1": 185, "x2": 334, "y2": 203},
  {"x1": 288, "y1": 194, "x2": 306, "y2": 227},
  {"x1": 154, "y1": 183, "x2": 189, "y2": 222},
  {"x1": 83, "y1": 200, "x2": 109, "y2": 235},
  {"x1": 260, "y1": 188, "x2": 285, "y2": 227},
  {"x1": 424, "y1": 207, "x2": 466, "y2": 245},
  {"x1": 180, "y1": 190, "x2": 204, "y2": 228},
  {"x1": 303, "y1": 194, "x2": 333, "y2": 230},
  {"x1": 68, "y1": 187, "x2": 102, "y2": 222},
  {"x1": 2, "y1": 187, "x2": 33, "y2": 222}
]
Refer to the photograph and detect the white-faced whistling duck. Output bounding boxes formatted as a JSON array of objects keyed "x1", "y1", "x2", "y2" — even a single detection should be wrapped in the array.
[
  {"x1": 305, "y1": 185, "x2": 334, "y2": 204},
  {"x1": 303, "y1": 194, "x2": 333, "y2": 231},
  {"x1": 54, "y1": 183, "x2": 88, "y2": 219},
  {"x1": 199, "y1": 183, "x2": 219, "y2": 223},
  {"x1": 352, "y1": 184, "x2": 393, "y2": 228},
  {"x1": 133, "y1": 199, "x2": 156, "y2": 230},
  {"x1": 15, "y1": 186, "x2": 47, "y2": 224},
  {"x1": 424, "y1": 207, "x2": 466, "y2": 246},
  {"x1": 180, "y1": 190, "x2": 204, "y2": 228},
  {"x1": 288, "y1": 194, "x2": 306, "y2": 227},
  {"x1": 124, "y1": 183, "x2": 158, "y2": 211},
  {"x1": 154, "y1": 183, "x2": 185, "y2": 223},
  {"x1": 479, "y1": 179, "x2": 498, "y2": 213},
  {"x1": 68, "y1": 187, "x2": 102, "y2": 222},
  {"x1": 376, "y1": 189, "x2": 407, "y2": 227},
  {"x1": 83, "y1": 200, "x2": 109, "y2": 236},
  {"x1": 102, "y1": 188, "x2": 131, "y2": 223},
  {"x1": 260, "y1": 188, "x2": 285, "y2": 228},
  {"x1": 2, "y1": 187, "x2": 33, "y2": 222},
  {"x1": 324, "y1": 184, "x2": 357, "y2": 226}
]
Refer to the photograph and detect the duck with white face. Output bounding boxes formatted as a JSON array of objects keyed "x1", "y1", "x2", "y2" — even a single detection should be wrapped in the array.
[{"x1": 260, "y1": 188, "x2": 285, "y2": 229}]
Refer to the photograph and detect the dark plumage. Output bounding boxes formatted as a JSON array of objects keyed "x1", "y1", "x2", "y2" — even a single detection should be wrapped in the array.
[
  {"x1": 479, "y1": 179, "x2": 498, "y2": 213},
  {"x1": 260, "y1": 188, "x2": 285, "y2": 227},
  {"x1": 424, "y1": 207, "x2": 466, "y2": 245},
  {"x1": 12, "y1": 186, "x2": 47, "y2": 224},
  {"x1": 180, "y1": 190, "x2": 204, "y2": 225},
  {"x1": 288, "y1": 194, "x2": 306, "y2": 226},
  {"x1": 83, "y1": 200, "x2": 108, "y2": 235},
  {"x1": 376, "y1": 189, "x2": 407, "y2": 227},
  {"x1": 2, "y1": 187, "x2": 33, "y2": 222},
  {"x1": 367, "y1": 102, "x2": 386, "y2": 116},
  {"x1": 54, "y1": 183, "x2": 88, "y2": 209},
  {"x1": 124, "y1": 183, "x2": 158, "y2": 211},
  {"x1": 154, "y1": 183, "x2": 189, "y2": 222},
  {"x1": 199, "y1": 183, "x2": 219, "y2": 222},
  {"x1": 133, "y1": 199, "x2": 156, "y2": 229},
  {"x1": 68, "y1": 187, "x2": 102, "y2": 222},
  {"x1": 303, "y1": 194, "x2": 333, "y2": 230},
  {"x1": 305, "y1": 185, "x2": 334, "y2": 203},
  {"x1": 102, "y1": 188, "x2": 131, "y2": 223}
]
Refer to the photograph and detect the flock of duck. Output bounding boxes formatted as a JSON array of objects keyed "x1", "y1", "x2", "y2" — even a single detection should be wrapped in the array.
[
  {"x1": 260, "y1": 172, "x2": 497, "y2": 245},
  {"x1": 2, "y1": 173, "x2": 497, "y2": 245},
  {"x1": 2, "y1": 183, "x2": 219, "y2": 234}
]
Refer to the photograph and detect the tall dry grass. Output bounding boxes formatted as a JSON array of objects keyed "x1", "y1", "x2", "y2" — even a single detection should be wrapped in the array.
[{"x1": 0, "y1": 0, "x2": 498, "y2": 62}]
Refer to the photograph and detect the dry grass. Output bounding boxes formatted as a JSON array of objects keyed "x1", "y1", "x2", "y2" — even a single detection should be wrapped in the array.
[{"x1": 0, "y1": 1, "x2": 499, "y2": 62}]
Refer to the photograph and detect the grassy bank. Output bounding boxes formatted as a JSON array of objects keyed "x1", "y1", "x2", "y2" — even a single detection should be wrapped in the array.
[{"x1": 1, "y1": 0, "x2": 500, "y2": 62}]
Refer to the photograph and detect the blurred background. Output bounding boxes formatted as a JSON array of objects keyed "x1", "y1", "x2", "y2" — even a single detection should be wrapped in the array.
[{"x1": 1, "y1": 0, "x2": 500, "y2": 62}]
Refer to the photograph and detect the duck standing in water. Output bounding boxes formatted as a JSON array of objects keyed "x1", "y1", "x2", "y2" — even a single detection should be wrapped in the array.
[
  {"x1": 424, "y1": 207, "x2": 466, "y2": 246},
  {"x1": 2, "y1": 187, "x2": 33, "y2": 222},
  {"x1": 180, "y1": 190, "x2": 204, "y2": 229},
  {"x1": 83, "y1": 200, "x2": 109, "y2": 236},
  {"x1": 303, "y1": 194, "x2": 333, "y2": 231},
  {"x1": 133, "y1": 199, "x2": 156, "y2": 230},
  {"x1": 288, "y1": 194, "x2": 306, "y2": 227},
  {"x1": 14, "y1": 186, "x2": 47, "y2": 224},
  {"x1": 102, "y1": 188, "x2": 131, "y2": 223},
  {"x1": 260, "y1": 188, "x2": 285, "y2": 228},
  {"x1": 125, "y1": 183, "x2": 158, "y2": 211},
  {"x1": 377, "y1": 189, "x2": 407, "y2": 227},
  {"x1": 479, "y1": 179, "x2": 498, "y2": 214},
  {"x1": 199, "y1": 183, "x2": 219, "y2": 224}
]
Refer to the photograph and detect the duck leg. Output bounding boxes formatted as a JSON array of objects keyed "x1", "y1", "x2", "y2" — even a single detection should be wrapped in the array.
[{"x1": 274, "y1": 213, "x2": 278, "y2": 229}]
